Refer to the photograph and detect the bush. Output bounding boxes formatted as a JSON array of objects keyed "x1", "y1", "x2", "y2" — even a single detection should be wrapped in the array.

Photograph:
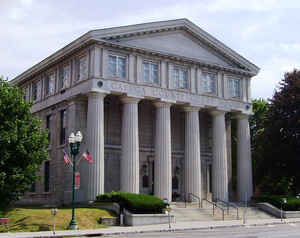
[
  {"x1": 96, "y1": 192, "x2": 168, "y2": 214},
  {"x1": 253, "y1": 195, "x2": 300, "y2": 211}
]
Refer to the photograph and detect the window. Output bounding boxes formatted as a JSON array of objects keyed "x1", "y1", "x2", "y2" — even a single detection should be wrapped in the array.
[
  {"x1": 228, "y1": 78, "x2": 240, "y2": 98},
  {"x1": 45, "y1": 74, "x2": 55, "y2": 96},
  {"x1": 32, "y1": 80, "x2": 41, "y2": 101},
  {"x1": 76, "y1": 56, "x2": 88, "y2": 81},
  {"x1": 60, "y1": 65, "x2": 70, "y2": 89},
  {"x1": 24, "y1": 86, "x2": 30, "y2": 101},
  {"x1": 202, "y1": 72, "x2": 217, "y2": 94},
  {"x1": 44, "y1": 161, "x2": 50, "y2": 192},
  {"x1": 142, "y1": 61, "x2": 159, "y2": 84},
  {"x1": 108, "y1": 55, "x2": 126, "y2": 78},
  {"x1": 173, "y1": 67, "x2": 188, "y2": 89},
  {"x1": 60, "y1": 110, "x2": 66, "y2": 145},
  {"x1": 46, "y1": 115, "x2": 51, "y2": 144}
]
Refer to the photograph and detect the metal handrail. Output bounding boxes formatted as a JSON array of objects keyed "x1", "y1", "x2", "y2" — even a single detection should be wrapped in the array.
[
  {"x1": 202, "y1": 199, "x2": 226, "y2": 220},
  {"x1": 188, "y1": 193, "x2": 201, "y2": 208},
  {"x1": 216, "y1": 198, "x2": 239, "y2": 220}
]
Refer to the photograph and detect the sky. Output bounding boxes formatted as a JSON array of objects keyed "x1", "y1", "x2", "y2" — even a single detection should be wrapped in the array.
[{"x1": 1, "y1": 0, "x2": 300, "y2": 99}]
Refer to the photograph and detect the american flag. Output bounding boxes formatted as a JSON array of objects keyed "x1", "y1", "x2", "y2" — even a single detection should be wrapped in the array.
[
  {"x1": 82, "y1": 150, "x2": 93, "y2": 163},
  {"x1": 63, "y1": 151, "x2": 70, "y2": 164}
]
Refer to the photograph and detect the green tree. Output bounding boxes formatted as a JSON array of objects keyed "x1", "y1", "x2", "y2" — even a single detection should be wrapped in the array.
[
  {"x1": 249, "y1": 98, "x2": 269, "y2": 188},
  {"x1": 0, "y1": 77, "x2": 48, "y2": 209},
  {"x1": 257, "y1": 69, "x2": 300, "y2": 195}
]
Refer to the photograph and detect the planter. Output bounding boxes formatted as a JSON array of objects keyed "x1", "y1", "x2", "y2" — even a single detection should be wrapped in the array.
[
  {"x1": 257, "y1": 202, "x2": 300, "y2": 218},
  {"x1": 124, "y1": 209, "x2": 174, "y2": 226}
]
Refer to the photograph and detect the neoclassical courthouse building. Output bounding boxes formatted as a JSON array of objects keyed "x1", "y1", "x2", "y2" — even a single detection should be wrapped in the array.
[{"x1": 13, "y1": 19, "x2": 259, "y2": 205}]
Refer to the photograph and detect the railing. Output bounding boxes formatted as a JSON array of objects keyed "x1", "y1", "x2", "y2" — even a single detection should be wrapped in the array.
[
  {"x1": 216, "y1": 198, "x2": 239, "y2": 220},
  {"x1": 184, "y1": 193, "x2": 201, "y2": 208},
  {"x1": 202, "y1": 198, "x2": 226, "y2": 220}
]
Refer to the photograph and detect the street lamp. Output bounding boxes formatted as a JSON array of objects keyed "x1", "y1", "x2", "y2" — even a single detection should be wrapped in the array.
[{"x1": 68, "y1": 131, "x2": 83, "y2": 230}]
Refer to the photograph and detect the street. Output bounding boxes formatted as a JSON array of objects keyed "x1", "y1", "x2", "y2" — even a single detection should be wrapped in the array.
[{"x1": 103, "y1": 223, "x2": 300, "y2": 238}]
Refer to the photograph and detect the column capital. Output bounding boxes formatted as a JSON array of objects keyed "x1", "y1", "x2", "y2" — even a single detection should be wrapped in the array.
[
  {"x1": 209, "y1": 109, "x2": 226, "y2": 117},
  {"x1": 120, "y1": 96, "x2": 141, "y2": 104},
  {"x1": 183, "y1": 106, "x2": 202, "y2": 112},
  {"x1": 234, "y1": 113, "x2": 250, "y2": 120},
  {"x1": 153, "y1": 101, "x2": 172, "y2": 108},
  {"x1": 87, "y1": 91, "x2": 107, "y2": 99}
]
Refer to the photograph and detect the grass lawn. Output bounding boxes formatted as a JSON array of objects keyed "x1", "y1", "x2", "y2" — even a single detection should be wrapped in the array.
[{"x1": 0, "y1": 207, "x2": 116, "y2": 232}]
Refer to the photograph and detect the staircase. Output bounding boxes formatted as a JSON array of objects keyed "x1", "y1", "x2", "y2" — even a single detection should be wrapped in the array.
[{"x1": 170, "y1": 200, "x2": 275, "y2": 222}]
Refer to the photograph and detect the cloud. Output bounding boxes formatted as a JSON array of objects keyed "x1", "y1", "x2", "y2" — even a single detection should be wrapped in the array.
[{"x1": 1, "y1": 0, "x2": 300, "y2": 99}]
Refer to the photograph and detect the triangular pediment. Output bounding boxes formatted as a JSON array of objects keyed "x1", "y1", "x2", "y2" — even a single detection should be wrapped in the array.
[
  {"x1": 90, "y1": 19, "x2": 259, "y2": 74},
  {"x1": 111, "y1": 30, "x2": 240, "y2": 69}
]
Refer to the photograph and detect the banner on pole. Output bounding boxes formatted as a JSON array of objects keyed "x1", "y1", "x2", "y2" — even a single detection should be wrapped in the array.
[{"x1": 75, "y1": 172, "x2": 80, "y2": 189}]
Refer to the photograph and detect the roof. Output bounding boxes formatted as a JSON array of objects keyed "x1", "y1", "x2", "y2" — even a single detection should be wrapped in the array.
[{"x1": 12, "y1": 18, "x2": 259, "y2": 85}]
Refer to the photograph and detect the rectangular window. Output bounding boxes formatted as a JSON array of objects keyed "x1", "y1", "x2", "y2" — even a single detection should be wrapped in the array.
[
  {"x1": 60, "y1": 65, "x2": 70, "y2": 89},
  {"x1": 173, "y1": 67, "x2": 188, "y2": 89},
  {"x1": 228, "y1": 78, "x2": 240, "y2": 98},
  {"x1": 202, "y1": 72, "x2": 217, "y2": 94},
  {"x1": 24, "y1": 86, "x2": 30, "y2": 101},
  {"x1": 142, "y1": 61, "x2": 159, "y2": 84},
  {"x1": 76, "y1": 56, "x2": 88, "y2": 81},
  {"x1": 45, "y1": 74, "x2": 55, "y2": 96},
  {"x1": 46, "y1": 115, "x2": 51, "y2": 144},
  {"x1": 60, "y1": 110, "x2": 66, "y2": 145},
  {"x1": 108, "y1": 55, "x2": 126, "y2": 78},
  {"x1": 32, "y1": 82, "x2": 38, "y2": 101},
  {"x1": 44, "y1": 161, "x2": 50, "y2": 192}
]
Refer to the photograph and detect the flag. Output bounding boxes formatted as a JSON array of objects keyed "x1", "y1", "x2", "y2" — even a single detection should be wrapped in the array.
[
  {"x1": 63, "y1": 151, "x2": 70, "y2": 164},
  {"x1": 82, "y1": 150, "x2": 93, "y2": 163}
]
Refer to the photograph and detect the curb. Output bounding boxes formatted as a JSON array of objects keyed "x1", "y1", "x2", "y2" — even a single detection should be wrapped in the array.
[{"x1": 1, "y1": 219, "x2": 300, "y2": 238}]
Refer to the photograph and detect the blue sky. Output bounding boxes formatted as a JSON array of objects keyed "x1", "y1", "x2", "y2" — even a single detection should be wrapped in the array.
[{"x1": 1, "y1": 0, "x2": 300, "y2": 99}]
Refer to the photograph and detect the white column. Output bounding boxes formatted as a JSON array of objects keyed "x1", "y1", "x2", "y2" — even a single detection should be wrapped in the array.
[
  {"x1": 86, "y1": 92, "x2": 106, "y2": 201},
  {"x1": 154, "y1": 102, "x2": 172, "y2": 201},
  {"x1": 210, "y1": 110, "x2": 228, "y2": 202},
  {"x1": 184, "y1": 107, "x2": 201, "y2": 200},
  {"x1": 120, "y1": 97, "x2": 140, "y2": 193},
  {"x1": 236, "y1": 114, "x2": 253, "y2": 201}
]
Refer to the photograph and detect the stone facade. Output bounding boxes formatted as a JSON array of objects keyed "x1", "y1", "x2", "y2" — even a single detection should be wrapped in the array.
[{"x1": 13, "y1": 19, "x2": 259, "y2": 205}]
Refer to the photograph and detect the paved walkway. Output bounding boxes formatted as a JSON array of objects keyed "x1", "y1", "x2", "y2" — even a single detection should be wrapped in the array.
[{"x1": 1, "y1": 218, "x2": 300, "y2": 238}]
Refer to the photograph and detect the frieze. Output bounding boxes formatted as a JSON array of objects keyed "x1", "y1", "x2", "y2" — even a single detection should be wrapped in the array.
[{"x1": 101, "y1": 79, "x2": 251, "y2": 113}]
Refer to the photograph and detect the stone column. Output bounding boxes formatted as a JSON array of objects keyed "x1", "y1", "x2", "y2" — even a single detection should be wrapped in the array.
[
  {"x1": 154, "y1": 102, "x2": 172, "y2": 201},
  {"x1": 86, "y1": 92, "x2": 106, "y2": 201},
  {"x1": 184, "y1": 107, "x2": 202, "y2": 200},
  {"x1": 236, "y1": 114, "x2": 253, "y2": 201},
  {"x1": 210, "y1": 110, "x2": 228, "y2": 202},
  {"x1": 120, "y1": 97, "x2": 140, "y2": 193}
]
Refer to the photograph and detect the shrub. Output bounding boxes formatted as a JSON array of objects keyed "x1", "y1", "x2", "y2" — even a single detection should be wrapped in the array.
[
  {"x1": 253, "y1": 195, "x2": 300, "y2": 211},
  {"x1": 96, "y1": 192, "x2": 168, "y2": 214}
]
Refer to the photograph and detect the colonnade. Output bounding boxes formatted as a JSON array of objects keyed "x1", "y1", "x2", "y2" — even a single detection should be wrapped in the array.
[{"x1": 85, "y1": 92, "x2": 253, "y2": 202}]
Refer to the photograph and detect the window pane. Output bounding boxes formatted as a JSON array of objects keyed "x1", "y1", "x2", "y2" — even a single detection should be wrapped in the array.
[
  {"x1": 44, "y1": 161, "x2": 50, "y2": 192},
  {"x1": 143, "y1": 62, "x2": 150, "y2": 82},
  {"x1": 49, "y1": 74, "x2": 55, "y2": 94},
  {"x1": 118, "y1": 57, "x2": 126, "y2": 78},
  {"x1": 79, "y1": 56, "x2": 88, "y2": 80},
  {"x1": 109, "y1": 56, "x2": 117, "y2": 76},
  {"x1": 152, "y1": 64, "x2": 159, "y2": 84}
]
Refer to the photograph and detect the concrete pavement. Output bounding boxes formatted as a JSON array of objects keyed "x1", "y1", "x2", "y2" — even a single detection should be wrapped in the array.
[{"x1": 1, "y1": 218, "x2": 300, "y2": 238}]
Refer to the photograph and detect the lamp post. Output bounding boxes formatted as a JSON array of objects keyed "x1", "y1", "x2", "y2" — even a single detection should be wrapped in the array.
[{"x1": 68, "y1": 131, "x2": 83, "y2": 230}]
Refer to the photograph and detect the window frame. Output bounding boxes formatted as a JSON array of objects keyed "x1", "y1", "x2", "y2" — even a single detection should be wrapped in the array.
[
  {"x1": 108, "y1": 54, "x2": 127, "y2": 79},
  {"x1": 201, "y1": 71, "x2": 217, "y2": 95},
  {"x1": 59, "y1": 64, "x2": 71, "y2": 90},
  {"x1": 227, "y1": 77, "x2": 241, "y2": 98},
  {"x1": 75, "y1": 55, "x2": 89, "y2": 82},
  {"x1": 142, "y1": 60, "x2": 160, "y2": 85},
  {"x1": 45, "y1": 73, "x2": 55, "y2": 97},
  {"x1": 172, "y1": 66, "x2": 189, "y2": 90},
  {"x1": 60, "y1": 110, "x2": 66, "y2": 145}
]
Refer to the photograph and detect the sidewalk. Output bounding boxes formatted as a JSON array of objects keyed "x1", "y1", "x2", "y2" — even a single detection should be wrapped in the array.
[{"x1": 1, "y1": 218, "x2": 300, "y2": 238}]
